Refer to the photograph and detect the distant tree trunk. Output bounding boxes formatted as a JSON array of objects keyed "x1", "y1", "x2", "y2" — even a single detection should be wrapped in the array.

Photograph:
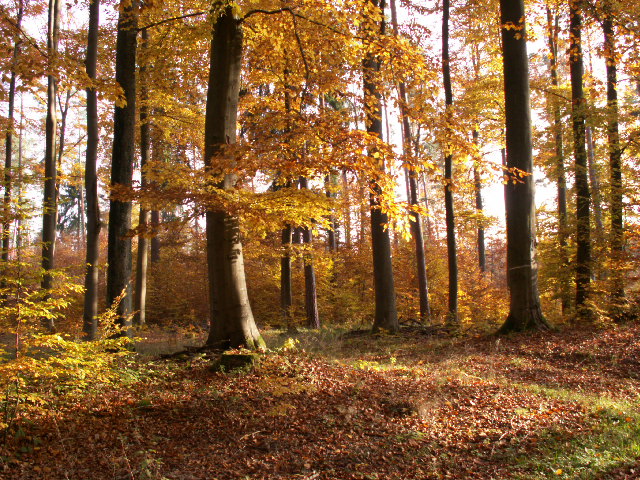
[
  {"x1": 545, "y1": 5, "x2": 570, "y2": 314},
  {"x1": 602, "y1": 7, "x2": 625, "y2": 314},
  {"x1": 299, "y1": 177, "x2": 320, "y2": 329},
  {"x1": 569, "y1": 0, "x2": 592, "y2": 320},
  {"x1": 586, "y1": 126, "x2": 604, "y2": 247},
  {"x1": 472, "y1": 130, "x2": 486, "y2": 273},
  {"x1": 2, "y1": 0, "x2": 24, "y2": 263},
  {"x1": 364, "y1": 0, "x2": 399, "y2": 334},
  {"x1": 83, "y1": 16, "x2": 102, "y2": 338},
  {"x1": 41, "y1": 0, "x2": 61, "y2": 331},
  {"x1": 497, "y1": 0, "x2": 550, "y2": 333},
  {"x1": 420, "y1": 174, "x2": 435, "y2": 242},
  {"x1": 150, "y1": 210, "x2": 160, "y2": 263},
  {"x1": 342, "y1": 171, "x2": 351, "y2": 249},
  {"x1": 280, "y1": 222, "x2": 293, "y2": 325},
  {"x1": 442, "y1": 0, "x2": 458, "y2": 325},
  {"x1": 134, "y1": 27, "x2": 151, "y2": 327},
  {"x1": 106, "y1": 0, "x2": 138, "y2": 335},
  {"x1": 325, "y1": 173, "x2": 339, "y2": 252},
  {"x1": 204, "y1": 7, "x2": 264, "y2": 350},
  {"x1": 390, "y1": 0, "x2": 430, "y2": 322}
]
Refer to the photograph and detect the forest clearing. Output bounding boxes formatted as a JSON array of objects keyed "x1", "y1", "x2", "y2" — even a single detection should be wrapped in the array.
[{"x1": 1, "y1": 324, "x2": 640, "y2": 479}]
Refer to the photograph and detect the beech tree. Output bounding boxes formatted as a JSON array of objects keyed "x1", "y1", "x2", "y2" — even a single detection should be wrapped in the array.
[
  {"x1": 204, "y1": 5, "x2": 264, "y2": 350},
  {"x1": 442, "y1": 0, "x2": 458, "y2": 325},
  {"x1": 569, "y1": 0, "x2": 592, "y2": 320},
  {"x1": 82, "y1": 0, "x2": 100, "y2": 340},
  {"x1": 363, "y1": 0, "x2": 399, "y2": 334},
  {"x1": 497, "y1": 0, "x2": 549, "y2": 333},
  {"x1": 106, "y1": 0, "x2": 139, "y2": 333},
  {"x1": 41, "y1": 0, "x2": 61, "y2": 331}
]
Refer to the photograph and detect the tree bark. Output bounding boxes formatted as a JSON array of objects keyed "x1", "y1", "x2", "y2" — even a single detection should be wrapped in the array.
[
  {"x1": 442, "y1": 0, "x2": 458, "y2": 325},
  {"x1": 602, "y1": 8, "x2": 625, "y2": 315},
  {"x1": 2, "y1": 0, "x2": 24, "y2": 263},
  {"x1": 106, "y1": 0, "x2": 138, "y2": 335},
  {"x1": 545, "y1": 5, "x2": 570, "y2": 314},
  {"x1": 134, "y1": 27, "x2": 151, "y2": 327},
  {"x1": 390, "y1": 0, "x2": 430, "y2": 322},
  {"x1": 299, "y1": 177, "x2": 320, "y2": 329},
  {"x1": 497, "y1": 0, "x2": 550, "y2": 333},
  {"x1": 204, "y1": 7, "x2": 264, "y2": 350},
  {"x1": 570, "y1": 0, "x2": 592, "y2": 320},
  {"x1": 364, "y1": 0, "x2": 399, "y2": 334},
  {"x1": 41, "y1": 0, "x2": 61, "y2": 331},
  {"x1": 472, "y1": 130, "x2": 486, "y2": 273},
  {"x1": 82, "y1": 0, "x2": 100, "y2": 339},
  {"x1": 586, "y1": 126, "x2": 604, "y2": 247}
]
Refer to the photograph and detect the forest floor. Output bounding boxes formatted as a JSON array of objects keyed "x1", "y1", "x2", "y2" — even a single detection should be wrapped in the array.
[{"x1": 2, "y1": 322, "x2": 640, "y2": 479}]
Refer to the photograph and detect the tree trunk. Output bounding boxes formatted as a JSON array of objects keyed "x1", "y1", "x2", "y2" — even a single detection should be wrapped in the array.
[
  {"x1": 342, "y1": 171, "x2": 351, "y2": 249},
  {"x1": 83, "y1": 22, "x2": 101, "y2": 339},
  {"x1": 325, "y1": 173, "x2": 339, "y2": 252},
  {"x1": 603, "y1": 8, "x2": 625, "y2": 315},
  {"x1": 2, "y1": 0, "x2": 24, "y2": 263},
  {"x1": 150, "y1": 209, "x2": 160, "y2": 263},
  {"x1": 106, "y1": 0, "x2": 138, "y2": 335},
  {"x1": 569, "y1": 0, "x2": 592, "y2": 320},
  {"x1": 204, "y1": 7, "x2": 264, "y2": 350},
  {"x1": 497, "y1": 0, "x2": 550, "y2": 333},
  {"x1": 280, "y1": 223, "x2": 293, "y2": 325},
  {"x1": 442, "y1": 0, "x2": 458, "y2": 325},
  {"x1": 390, "y1": 0, "x2": 430, "y2": 322},
  {"x1": 472, "y1": 130, "x2": 486, "y2": 273},
  {"x1": 299, "y1": 177, "x2": 320, "y2": 329},
  {"x1": 364, "y1": 0, "x2": 399, "y2": 334},
  {"x1": 545, "y1": 5, "x2": 570, "y2": 314},
  {"x1": 586, "y1": 126, "x2": 604, "y2": 247},
  {"x1": 134, "y1": 27, "x2": 151, "y2": 327},
  {"x1": 41, "y1": 0, "x2": 61, "y2": 331}
]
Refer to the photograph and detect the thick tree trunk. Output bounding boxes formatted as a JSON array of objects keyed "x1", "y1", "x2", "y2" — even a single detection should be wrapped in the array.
[
  {"x1": 106, "y1": 0, "x2": 138, "y2": 335},
  {"x1": 569, "y1": 0, "x2": 592, "y2": 320},
  {"x1": 603, "y1": 10, "x2": 625, "y2": 315},
  {"x1": 82, "y1": 0, "x2": 100, "y2": 340},
  {"x1": 497, "y1": 0, "x2": 550, "y2": 333},
  {"x1": 545, "y1": 5, "x2": 570, "y2": 314},
  {"x1": 134, "y1": 28, "x2": 151, "y2": 327},
  {"x1": 364, "y1": 0, "x2": 399, "y2": 334},
  {"x1": 390, "y1": 0, "x2": 430, "y2": 322},
  {"x1": 442, "y1": 0, "x2": 458, "y2": 325},
  {"x1": 2, "y1": 0, "x2": 24, "y2": 263},
  {"x1": 280, "y1": 223, "x2": 293, "y2": 324},
  {"x1": 41, "y1": 0, "x2": 61, "y2": 331},
  {"x1": 204, "y1": 7, "x2": 264, "y2": 350}
]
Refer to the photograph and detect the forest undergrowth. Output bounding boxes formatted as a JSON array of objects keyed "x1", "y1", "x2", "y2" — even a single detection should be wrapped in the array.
[{"x1": 1, "y1": 322, "x2": 639, "y2": 480}]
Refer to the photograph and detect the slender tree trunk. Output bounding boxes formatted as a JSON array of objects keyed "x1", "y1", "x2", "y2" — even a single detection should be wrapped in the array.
[
  {"x1": 299, "y1": 177, "x2": 320, "y2": 329},
  {"x1": 205, "y1": 7, "x2": 264, "y2": 350},
  {"x1": 390, "y1": 0, "x2": 430, "y2": 322},
  {"x1": 603, "y1": 8, "x2": 625, "y2": 314},
  {"x1": 280, "y1": 222, "x2": 293, "y2": 324},
  {"x1": 325, "y1": 173, "x2": 339, "y2": 252},
  {"x1": 472, "y1": 130, "x2": 486, "y2": 273},
  {"x1": 569, "y1": 0, "x2": 592, "y2": 320},
  {"x1": 150, "y1": 209, "x2": 160, "y2": 263},
  {"x1": 106, "y1": 0, "x2": 138, "y2": 335},
  {"x1": 134, "y1": 27, "x2": 151, "y2": 327},
  {"x1": 545, "y1": 5, "x2": 570, "y2": 314},
  {"x1": 364, "y1": 0, "x2": 398, "y2": 334},
  {"x1": 2, "y1": 0, "x2": 24, "y2": 263},
  {"x1": 442, "y1": 0, "x2": 458, "y2": 325},
  {"x1": 497, "y1": 0, "x2": 550, "y2": 333},
  {"x1": 342, "y1": 171, "x2": 351, "y2": 249},
  {"x1": 586, "y1": 126, "x2": 604, "y2": 246},
  {"x1": 41, "y1": 0, "x2": 61, "y2": 331}
]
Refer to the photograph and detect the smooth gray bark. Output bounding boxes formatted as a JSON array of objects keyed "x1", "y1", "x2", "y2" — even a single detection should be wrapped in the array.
[{"x1": 497, "y1": 0, "x2": 550, "y2": 333}]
